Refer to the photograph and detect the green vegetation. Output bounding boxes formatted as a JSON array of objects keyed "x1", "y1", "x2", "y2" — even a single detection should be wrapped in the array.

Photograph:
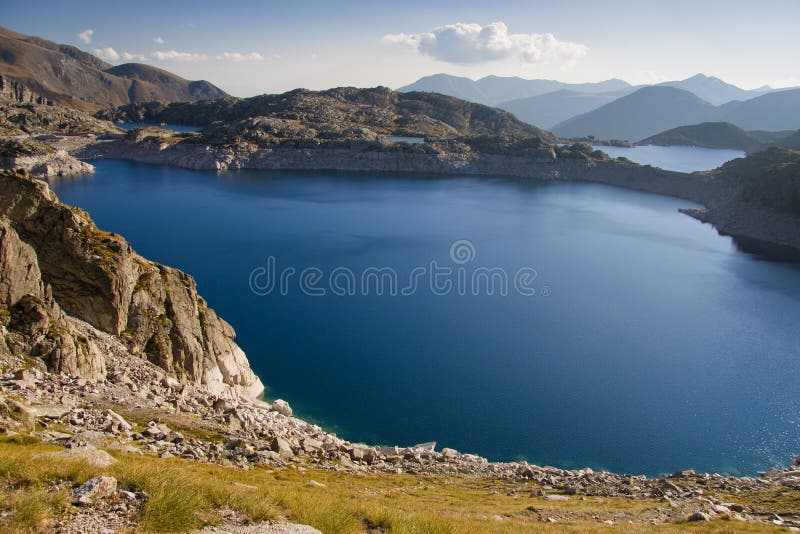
[{"x1": 0, "y1": 436, "x2": 793, "y2": 533}]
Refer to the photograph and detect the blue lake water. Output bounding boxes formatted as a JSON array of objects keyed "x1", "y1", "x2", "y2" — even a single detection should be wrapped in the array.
[
  {"x1": 115, "y1": 122, "x2": 202, "y2": 133},
  {"x1": 52, "y1": 159, "x2": 800, "y2": 477},
  {"x1": 596, "y1": 145, "x2": 745, "y2": 172}
]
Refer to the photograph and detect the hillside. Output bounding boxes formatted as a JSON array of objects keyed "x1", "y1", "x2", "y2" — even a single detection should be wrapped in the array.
[
  {"x1": 100, "y1": 86, "x2": 559, "y2": 143},
  {"x1": 719, "y1": 89, "x2": 800, "y2": 131},
  {"x1": 712, "y1": 148, "x2": 800, "y2": 216},
  {"x1": 552, "y1": 86, "x2": 718, "y2": 141},
  {"x1": 638, "y1": 122, "x2": 769, "y2": 152},
  {"x1": 681, "y1": 149, "x2": 800, "y2": 254},
  {"x1": 497, "y1": 89, "x2": 630, "y2": 129},
  {"x1": 0, "y1": 25, "x2": 228, "y2": 110},
  {"x1": 776, "y1": 130, "x2": 800, "y2": 149},
  {"x1": 398, "y1": 74, "x2": 632, "y2": 106}
]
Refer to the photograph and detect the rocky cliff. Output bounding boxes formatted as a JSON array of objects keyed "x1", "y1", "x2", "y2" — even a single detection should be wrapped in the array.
[
  {"x1": 0, "y1": 170, "x2": 263, "y2": 398},
  {"x1": 0, "y1": 73, "x2": 50, "y2": 105}
]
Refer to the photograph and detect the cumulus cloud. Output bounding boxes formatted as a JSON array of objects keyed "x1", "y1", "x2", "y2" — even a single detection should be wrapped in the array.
[
  {"x1": 153, "y1": 36, "x2": 165, "y2": 45},
  {"x1": 122, "y1": 51, "x2": 147, "y2": 61},
  {"x1": 152, "y1": 50, "x2": 209, "y2": 62},
  {"x1": 382, "y1": 22, "x2": 588, "y2": 65},
  {"x1": 93, "y1": 47, "x2": 119, "y2": 62},
  {"x1": 216, "y1": 52, "x2": 264, "y2": 62},
  {"x1": 77, "y1": 29, "x2": 94, "y2": 44}
]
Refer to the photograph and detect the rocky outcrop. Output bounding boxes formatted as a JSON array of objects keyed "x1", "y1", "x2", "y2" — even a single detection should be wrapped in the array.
[
  {"x1": 0, "y1": 139, "x2": 94, "y2": 177},
  {"x1": 0, "y1": 74, "x2": 50, "y2": 105},
  {"x1": 0, "y1": 79, "x2": 117, "y2": 177},
  {"x1": 0, "y1": 170, "x2": 263, "y2": 397}
]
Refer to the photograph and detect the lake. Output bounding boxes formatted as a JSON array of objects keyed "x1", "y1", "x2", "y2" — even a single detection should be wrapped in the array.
[
  {"x1": 115, "y1": 122, "x2": 202, "y2": 133},
  {"x1": 52, "y1": 159, "x2": 800, "y2": 477},
  {"x1": 595, "y1": 145, "x2": 745, "y2": 172}
]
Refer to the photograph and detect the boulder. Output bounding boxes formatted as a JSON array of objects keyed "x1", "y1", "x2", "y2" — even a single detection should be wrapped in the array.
[
  {"x1": 103, "y1": 409, "x2": 132, "y2": 433},
  {"x1": 67, "y1": 430, "x2": 108, "y2": 448},
  {"x1": 441, "y1": 448, "x2": 459, "y2": 460},
  {"x1": 270, "y1": 399, "x2": 293, "y2": 417},
  {"x1": 301, "y1": 438, "x2": 323, "y2": 453},
  {"x1": 6, "y1": 399, "x2": 36, "y2": 431},
  {"x1": 38, "y1": 445, "x2": 117, "y2": 468},
  {"x1": 271, "y1": 436, "x2": 294, "y2": 460},
  {"x1": 31, "y1": 404, "x2": 71, "y2": 419},
  {"x1": 72, "y1": 475, "x2": 118, "y2": 505}
]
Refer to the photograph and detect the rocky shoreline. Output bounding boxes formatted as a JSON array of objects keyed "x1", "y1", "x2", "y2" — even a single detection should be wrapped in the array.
[
  {"x1": 681, "y1": 205, "x2": 800, "y2": 255},
  {"x1": 78, "y1": 134, "x2": 718, "y2": 202},
  {"x1": 73, "y1": 134, "x2": 800, "y2": 258}
]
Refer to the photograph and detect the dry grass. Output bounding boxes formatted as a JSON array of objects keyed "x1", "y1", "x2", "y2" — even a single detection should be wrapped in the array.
[{"x1": 0, "y1": 436, "x2": 791, "y2": 533}]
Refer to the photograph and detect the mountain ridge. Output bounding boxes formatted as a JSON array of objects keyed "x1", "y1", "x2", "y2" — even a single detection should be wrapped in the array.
[
  {"x1": 400, "y1": 73, "x2": 796, "y2": 132},
  {"x1": 552, "y1": 87, "x2": 800, "y2": 141},
  {"x1": 398, "y1": 74, "x2": 633, "y2": 106},
  {"x1": 0, "y1": 25, "x2": 228, "y2": 110}
]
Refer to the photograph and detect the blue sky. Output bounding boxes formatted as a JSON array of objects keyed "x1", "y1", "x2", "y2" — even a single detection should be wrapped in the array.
[{"x1": 3, "y1": 0, "x2": 798, "y2": 96}]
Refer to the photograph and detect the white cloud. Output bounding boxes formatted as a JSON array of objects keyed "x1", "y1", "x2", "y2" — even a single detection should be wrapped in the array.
[
  {"x1": 382, "y1": 22, "x2": 588, "y2": 65},
  {"x1": 152, "y1": 50, "x2": 208, "y2": 62},
  {"x1": 153, "y1": 36, "x2": 165, "y2": 45},
  {"x1": 77, "y1": 29, "x2": 94, "y2": 44},
  {"x1": 217, "y1": 51, "x2": 264, "y2": 62},
  {"x1": 122, "y1": 51, "x2": 147, "y2": 62},
  {"x1": 93, "y1": 47, "x2": 120, "y2": 62}
]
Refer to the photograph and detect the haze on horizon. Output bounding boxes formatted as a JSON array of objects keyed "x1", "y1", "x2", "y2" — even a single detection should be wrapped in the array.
[{"x1": 3, "y1": 0, "x2": 798, "y2": 97}]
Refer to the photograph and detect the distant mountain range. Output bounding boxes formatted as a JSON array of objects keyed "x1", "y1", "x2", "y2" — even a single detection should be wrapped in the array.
[
  {"x1": 496, "y1": 89, "x2": 634, "y2": 130},
  {"x1": 399, "y1": 73, "x2": 796, "y2": 136},
  {"x1": 398, "y1": 74, "x2": 632, "y2": 106},
  {"x1": 552, "y1": 86, "x2": 800, "y2": 141},
  {"x1": 0, "y1": 25, "x2": 227, "y2": 110}
]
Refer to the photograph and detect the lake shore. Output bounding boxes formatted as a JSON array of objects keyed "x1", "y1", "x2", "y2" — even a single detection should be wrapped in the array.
[{"x1": 73, "y1": 134, "x2": 800, "y2": 256}]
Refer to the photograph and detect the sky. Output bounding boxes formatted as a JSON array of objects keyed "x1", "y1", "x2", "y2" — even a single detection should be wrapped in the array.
[{"x1": 3, "y1": 0, "x2": 799, "y2": 97}]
